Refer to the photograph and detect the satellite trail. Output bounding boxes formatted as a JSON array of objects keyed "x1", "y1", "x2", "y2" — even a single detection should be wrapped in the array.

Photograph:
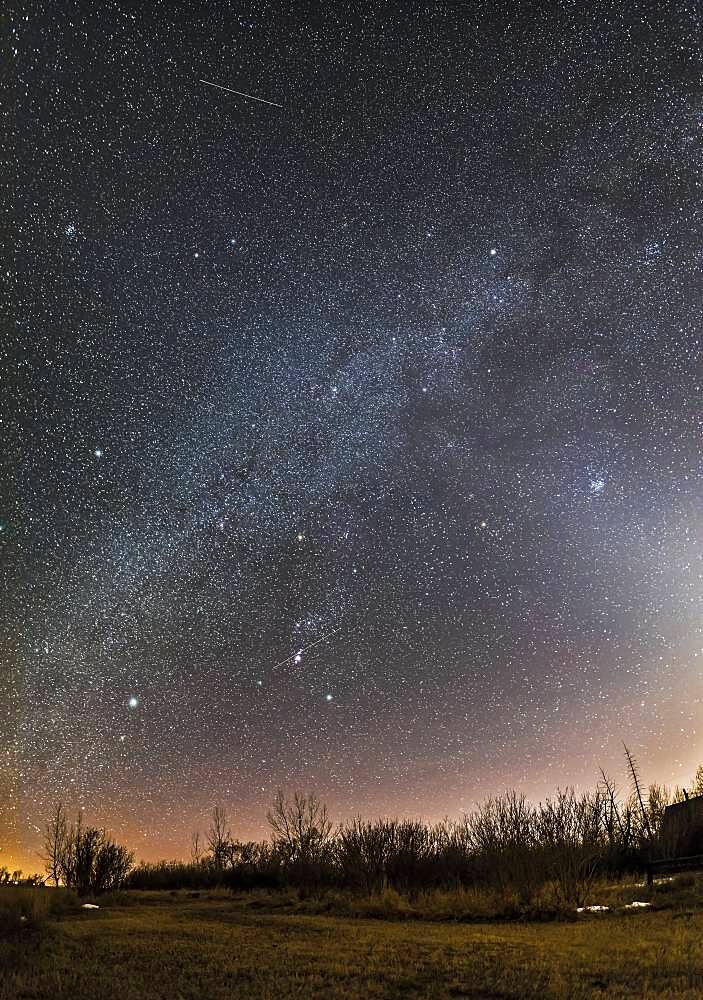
[{"x1": 200, "y1": 79, "x2": 283, "y2": 108}]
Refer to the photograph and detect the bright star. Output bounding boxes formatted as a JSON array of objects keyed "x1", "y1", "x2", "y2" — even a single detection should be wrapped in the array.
[
  {"x1": 128, "y1": 696, "x2": 139, "y2": 709},
  {"x1": 94, "y1": 448, "x2": 103, "y2": 458}
]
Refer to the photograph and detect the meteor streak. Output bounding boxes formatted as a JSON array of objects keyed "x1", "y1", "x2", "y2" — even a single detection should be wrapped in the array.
[
  {"x1": 200, "y1": 79, "x2": 283, "y2": 108},
  {"x1": 271, "y1": 629, "x2": 340, "y2": 670}
]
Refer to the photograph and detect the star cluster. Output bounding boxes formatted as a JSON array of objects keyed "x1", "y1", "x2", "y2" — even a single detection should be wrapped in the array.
[{"x1": 3, "y1": 4, "x2": 702, "y2": 865}]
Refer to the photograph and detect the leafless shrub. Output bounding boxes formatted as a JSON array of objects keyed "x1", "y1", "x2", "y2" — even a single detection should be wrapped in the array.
[
  {"x1": 52, "y1": 811, "x2": 133, "y2": 894},
  {"x1": 463, "y1": 792, "x2": 539, "y2": 902},
  {"x1": 534, "y1": 789, "x2": 602, "y2": 905},
  {"x1": 337, "y1": 817, "x2": 392, "y2": 893}
]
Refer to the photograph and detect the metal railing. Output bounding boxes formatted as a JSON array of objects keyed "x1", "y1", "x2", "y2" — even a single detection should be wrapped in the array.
[{"x1": 645, "y1": 853, "x2": 703, "y2": 886}]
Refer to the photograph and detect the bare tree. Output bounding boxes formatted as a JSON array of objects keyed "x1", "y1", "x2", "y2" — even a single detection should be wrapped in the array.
[
  {"x1": 598, "y1": 769, "x2": 628, "y2": 849},
  {"x1": 206, "y1": 806, "x2": 231, "y2": 869},
  {"x1": 41, "y1": 801, "x2": 68, "y2": 886},
  {"x1": 190, "y1": 831, "x2": 203, "y2": 865},
  {"x1": 267, "y1": 791, "x2": 332, "y2": 869}
]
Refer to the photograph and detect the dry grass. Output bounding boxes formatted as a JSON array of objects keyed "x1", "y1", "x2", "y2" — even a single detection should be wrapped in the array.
[
  {"x1": 0, "y1": 886, "x2": 80, "y2": 933},
  {"x1": 2, "y1": 887, "x2": 702, "y2": 999}
]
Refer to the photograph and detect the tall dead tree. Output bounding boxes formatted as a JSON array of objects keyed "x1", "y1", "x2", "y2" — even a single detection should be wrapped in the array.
[{"x1": 624, "y1": 743, "x2": 652, "y2": 840}]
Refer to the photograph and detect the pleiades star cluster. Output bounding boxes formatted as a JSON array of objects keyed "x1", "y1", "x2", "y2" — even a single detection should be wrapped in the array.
[{"x1": 3, "y1": 3, "x2": 702, "y2": 865}]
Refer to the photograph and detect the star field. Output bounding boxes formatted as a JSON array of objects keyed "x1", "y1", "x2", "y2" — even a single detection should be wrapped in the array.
[{"x1": 3, "y1": 3, "x2": 702, "y2": 865}]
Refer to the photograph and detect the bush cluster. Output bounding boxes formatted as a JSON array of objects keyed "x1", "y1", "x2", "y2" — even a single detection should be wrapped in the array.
[{"x1": 42, "y1": 807, "x2": 134, "y2": 895}]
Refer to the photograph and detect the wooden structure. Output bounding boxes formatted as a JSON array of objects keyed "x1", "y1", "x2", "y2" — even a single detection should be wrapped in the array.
[
  {"x1": 645, "y1": 794, "x2": 703, "y2": 885},
  {"x1": 660, "y1": 794, "x2": 703, "y2": 856}
]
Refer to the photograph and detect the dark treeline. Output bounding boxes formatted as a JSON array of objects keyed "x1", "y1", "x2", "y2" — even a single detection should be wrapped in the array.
[
  {"x1": 124, "y1": 760, "x2": 703, "y2": 906},
  {"x1": 0, "y1": 869, "x2": 43, "y2": 887}
]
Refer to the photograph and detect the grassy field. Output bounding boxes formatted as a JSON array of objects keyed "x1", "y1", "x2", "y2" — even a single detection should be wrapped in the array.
[{"x1": 2, "y1": 886, "x2": 703, "y2": 999}]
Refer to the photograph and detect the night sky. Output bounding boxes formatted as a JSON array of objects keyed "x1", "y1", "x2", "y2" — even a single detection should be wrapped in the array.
[{"x1": 4, "y1": 3, "x2": 702, "y2": 868}]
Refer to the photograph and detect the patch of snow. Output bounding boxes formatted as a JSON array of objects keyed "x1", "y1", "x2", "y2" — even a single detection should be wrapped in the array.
[
  {"x1": 625, "y1": 901, "x2": 652, "y2": 909},
  {"x1": 81, "y1": 903, "x2": 100, "y2": 909},
  {"x1": 576, "y1": 905, "x2": 610, "y2": 913}
]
